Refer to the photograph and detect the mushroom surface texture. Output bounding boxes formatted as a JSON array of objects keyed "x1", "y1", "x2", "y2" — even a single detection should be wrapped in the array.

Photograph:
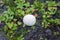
[{"x1": 23, "y1": 14, "x2": 36, "y2": 26}]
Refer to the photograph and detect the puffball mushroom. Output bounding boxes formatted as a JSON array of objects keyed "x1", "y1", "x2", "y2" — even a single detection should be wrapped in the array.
[{"x1": 23, "y1": 14, "x2": 36, "y2": 26}]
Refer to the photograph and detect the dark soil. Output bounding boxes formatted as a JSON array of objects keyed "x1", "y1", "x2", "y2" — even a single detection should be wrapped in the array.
[
  {"x1": 0, "y1": 1, "x2": 8, "y2": 40},
  {"x1": 0, "y1": 4, "x2": 7, "y2": 14}
]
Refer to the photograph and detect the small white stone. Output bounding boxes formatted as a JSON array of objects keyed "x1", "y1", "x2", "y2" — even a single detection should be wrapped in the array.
[{"x1": 23, "y1": 14, "x2": 36, "y2": 26}]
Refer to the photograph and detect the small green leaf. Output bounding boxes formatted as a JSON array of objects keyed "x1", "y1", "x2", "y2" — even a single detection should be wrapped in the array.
[
  {"x1": 17, "y1": 21, "x2": 22, "y2": 25},
  {"x1": 17, "y1": 2, "x2": 23, "y2": 9},
  {"x1": 24, "y1": 2, "x2": 30, "y2": 7},
  {"x1": 6, "y1": 22, "x2": 13, "y2": 29}
]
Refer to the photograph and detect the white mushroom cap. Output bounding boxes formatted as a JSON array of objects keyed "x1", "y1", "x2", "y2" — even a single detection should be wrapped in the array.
[{"x1": 23, "y1": 14, "x2": 36, "y2": 26}]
